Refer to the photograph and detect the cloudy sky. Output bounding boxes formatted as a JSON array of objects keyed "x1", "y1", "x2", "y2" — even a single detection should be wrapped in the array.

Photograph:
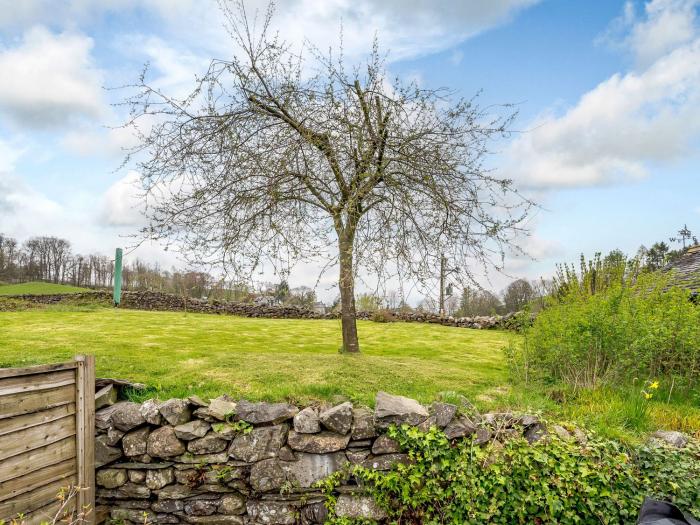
[{"x1": 0, "y1": 0, "x2": 698, "y2": 300}]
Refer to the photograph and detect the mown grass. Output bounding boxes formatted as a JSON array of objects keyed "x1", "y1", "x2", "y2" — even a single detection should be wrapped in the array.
[
  {"x1": 0, "y1": 281, "x2": 92, "y2": 295},
  {"x1": 1, "y1": 305, "x2": 698, "y2": 440}
]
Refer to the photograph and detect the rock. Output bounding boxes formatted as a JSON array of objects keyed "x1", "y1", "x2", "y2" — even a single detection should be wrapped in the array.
[
  {"x1": 96, "y1": 468, "x2": 128, "y2": 489},
  {"x1": 335, "y1": 495, "x2": 387, "y2": 520},
  {"x1": 155, "y1": 484, "x2": 193, "y2": 499},
  {"x1": 146, "y1": 467, "x2": 175, "y2": 489},
  {"x1": 156, "y1": 514, "x2": 180, "y2": 523},
  {"x1": 175, "y1": 452, "x2": 229, "y2": 464},
  {"x1": 228, "y1": 424, "x2": 288, "y2": 463},
  {"x1": 282, "y1": 452, "x2": 347, "y2": 488},
  {"x1": 552, "y1": 425, "x2": 572, "y2": 441},
  {"x1": 371, "y1": 435, "x2": 401, "y2": 454},
  {"x1": 107, "y1": 461, "x2": 173, "y2": 469},
  {"x1": 176, "y1": 420, "x2": 211, "y2": 440},
  {"x1": 293, "y1": 407, "x2": 321, "y2": 434},
  {"x1": 97, "y1": 483, "x2": 151, "y2": 499},
  {"x1": 287, "y1": 430, "x2": 351, "y2": 454},
  {"x1": 236, "y1": 400, "x2": 298, "y2": 425},
  {"x1": 278, "y1": 446, "x2": 296, "y2": 462},
  {"x1": 443, "y1": 416, "x2": 477, "y2": 440},
  {"x1": 105, "y1": 427, "x2": 125, "y2": 446},
  {"x1": 208, "y1": 395, "x2": 237, "y2": 421},
  {"x1": 159, "y1": 399, "x2": 192, "y2": 426},
  {"x1": 128, "y1": 470, "x2": 146, "y2": 483},
  {"x1": 152, "y1": 500, "x2": 184, "y2": 513},
  {"x1": 122, "y1": 427, "x2": 150, "y2": 457},
  {"x1": 189, "y1": 395, "x2": 209, "y2": 407},
  {"x1": 141, "y1": 399, "x2": 163, "y2": 425},
  {"x1": 110, "y1": 508, "x2": 156, "y2": 523},
  {"x1": 250, "y1": 458, "x2": 287, "y2": 492},
  {"x1": 362, "y1": 453, "x2": 410, "y2": 471},
  {"x1": 188, "y1": 433, "x2": 228, "y2": 454},
  {"x1": 185, "y1": 500, "x2": 218, "y2": 516},
  {"x1": 346, "y1": 449, "x2": 370, "y2": 464},
  {"x1": 95, "y1": 404, "x2": 122, "y2": 430},
  {"x1": 572, "y1": 427, "x2": 587, "y2": 445},
  {"x1": 375, "y1": 391, "x2": 428, "y2": 428},
  {"x1": 95, "y1": 384, "x2": 118, "y2": 410},
  {"x1": 319, "y1": 402, "x2": 353, "y2": 434},
  {"x1": 524, "y1": 423, "x2": 547, "y2": 444},
  {"x1": 351, "y1": 408, "x2": 377, "y2": 439},
  {"x1": 95, "y1": 434, "x2": 123, "y2": 467},
  {"x1": 246, "y1": 501, "x2": 295, "y2": 525},
  {"x1": 111, "y1": 402, "x2": 147, "y2": 432},
  {"x1": 147, "y1": 427, "x2": 186, "y2": 458},
  {"x1": 299, "y1": 502, "x2": 328, "y2": 525},
  {"x1": 473, "y1": 427, "x2": 492, "y2": 445},
  {"x1": 651, "y1": 430, "x2": 688, "y2": 448},
  {"x1": 431, "y1": 402, "x2": 457, "y2": 428},
  {"x1": 183, "y1": 516, "x2": 244, "y2": 525},
  {"x1": 417, "y1": 415, "x2": 438, "y2": 432},
  {"x1": 218, "y1": 494, "x2": 246, "y2": 515},
  {"x1": 211, "y1": 422, "x2": 240, "y2": 440},
  {"x1": 519, "y1": 414, "x2": 540, "y2": 427}
]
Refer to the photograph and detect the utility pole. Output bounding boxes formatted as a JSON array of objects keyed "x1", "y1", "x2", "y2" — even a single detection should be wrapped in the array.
[
  {"x1": 439, "y1": 254, "x2": 446, "y2": 317},
  {"x1": 113, "y1": 248, "x2": 123, "y2": 306}
]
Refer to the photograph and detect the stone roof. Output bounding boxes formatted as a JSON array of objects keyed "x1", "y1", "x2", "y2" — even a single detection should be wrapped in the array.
[{"x1": 664, "y1": 245, "x2": 700, "y2": 292}]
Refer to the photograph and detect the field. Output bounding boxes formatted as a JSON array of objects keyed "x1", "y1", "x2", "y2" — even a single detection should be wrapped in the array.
[
  {"x1": 1, "y1": 304, "x2": 698, "y2": 440},
  {"x1": 0, "y1": 281, "x2": 91, "y2": 295}
]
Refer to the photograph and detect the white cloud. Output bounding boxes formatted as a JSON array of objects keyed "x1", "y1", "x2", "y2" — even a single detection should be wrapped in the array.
[
  {"x1": 0, "y1": 27, "x2": 105, "y2": 128},
  {"x1": 504, "y1": 1, "x2": 700, "y2": 188},
  {"x1": 100, "y1": 171, "x2": 147, "y2": 227}
]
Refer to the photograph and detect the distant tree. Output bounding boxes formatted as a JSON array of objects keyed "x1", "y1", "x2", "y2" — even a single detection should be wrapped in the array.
[
  {"x1": 458, "y1": 286, "x2": 502, "y2": 317},
  {"x1": 356, "y1": 293, "x2": 382, "y2": 312},
  {"x1": 502, "y1": 278, "x2": 534, "y2": 312},
  {"x1": 274, "y1": 280, "x2": 290, "y2": 303},
  {"x1": 121, "y1": 2, "x2": 532, "y2": 352},
  {"x1": 287, "y1": 286, "x2": 316, "y2": 308}
]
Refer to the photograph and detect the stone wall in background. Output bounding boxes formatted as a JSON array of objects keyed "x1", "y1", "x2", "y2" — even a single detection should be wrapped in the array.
[
  {"x1": 1, "y1": 290, "x2": 525, "y2": 330},
  {"x1": 93, "y1": 391, "x2": 556, "y2": 524}
]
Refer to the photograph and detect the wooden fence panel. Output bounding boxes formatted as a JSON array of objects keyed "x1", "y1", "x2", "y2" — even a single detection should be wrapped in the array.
[{"x1": 0, "y1": 356, "x2": 95, "y2": 525}]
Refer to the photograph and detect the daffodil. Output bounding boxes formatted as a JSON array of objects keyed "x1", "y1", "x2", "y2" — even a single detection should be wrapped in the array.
[
  {"x1": 650, "y1": 381, "x2": 660, "y2": 390},
  {"x1": 644, "y1": 392, "x2": 653, "y2": 400}
]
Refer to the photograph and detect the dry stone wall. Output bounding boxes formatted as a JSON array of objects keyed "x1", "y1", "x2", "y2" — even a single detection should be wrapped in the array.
[
  {"x1": 93, "y1": 392, "x2": 556, "y2": 524},
  {"x1": 2, "y1": 290, "x2": 524, "y2": 330}
]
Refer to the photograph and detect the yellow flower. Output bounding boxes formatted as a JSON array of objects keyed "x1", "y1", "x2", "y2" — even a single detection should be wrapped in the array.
[
  {"x1": 644, "y1": 392, "x2": 653, "y2": 400},
  {"x1": 650, "y1": 381, "x2": 660, "y2": 390}
]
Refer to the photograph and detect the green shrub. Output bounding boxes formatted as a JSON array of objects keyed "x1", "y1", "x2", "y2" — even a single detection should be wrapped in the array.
[
  {"x1": 370, "y1": 309, "x2": 395, "y2": 323},
  {"x1": 508, "y1": 272, "x2": 700, "y2": 390},
  {"x1": 318, "y1": 424, "x2": 700, "y2": 525}
]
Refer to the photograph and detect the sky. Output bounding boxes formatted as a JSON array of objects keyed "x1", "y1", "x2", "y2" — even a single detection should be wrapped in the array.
[{"x1": 0, "y1": 0, "x2": 698, "y2": 302}]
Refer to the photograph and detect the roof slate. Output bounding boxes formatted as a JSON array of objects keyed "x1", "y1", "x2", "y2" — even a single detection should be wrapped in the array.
[{"x1": 663, "y1": 245, "x2": 700, "y2": 292}]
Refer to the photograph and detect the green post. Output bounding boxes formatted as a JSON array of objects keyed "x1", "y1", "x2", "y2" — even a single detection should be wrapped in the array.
[{"x1": 113, "y1": 248, "x2": 123, "y2": 306}]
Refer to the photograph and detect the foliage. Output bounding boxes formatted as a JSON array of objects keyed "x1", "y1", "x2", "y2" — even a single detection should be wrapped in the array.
[
  {"x1": 457, "y1": 286, "x2": 503, "y2": 317},
  {"x1": 370, "y1": 309, "x2": 395, "y2": 323},
  {"x1": 357, "y1": 294, "x2": 383, "y2": 312},
  {"x1": 319, "y1": 424, "x2": 700, "y2": 525},
  {"x1": 508, "y1": 271, "x2": 700, "y2": 390},
  {"x1": 501, "y1": 279, "x2": 535, "y2": 313}
]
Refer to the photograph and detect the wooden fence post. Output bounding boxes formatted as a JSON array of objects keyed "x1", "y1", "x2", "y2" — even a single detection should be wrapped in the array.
[{"x1": 75, "y1": 355, "x2": 95, "y2": 524}]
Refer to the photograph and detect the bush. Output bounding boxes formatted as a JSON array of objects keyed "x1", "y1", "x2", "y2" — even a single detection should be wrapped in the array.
[
  {"x1": 318, "y1": 424, "x2": 700, "y2": 525},
  {"x1": 370, "y1": 309, "x2": 395, "y2": 323},
  {"x1": 508, "y1": 273, "x2": 700, "y2": 389}
]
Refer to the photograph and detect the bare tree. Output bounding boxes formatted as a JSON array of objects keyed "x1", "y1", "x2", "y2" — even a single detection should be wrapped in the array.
[
  {"x1": 501, "y1": 278, "x2": 534, "y2": 313},
  {"x1": 121, "y1": 1, "x2": 532, "y2": 352}
]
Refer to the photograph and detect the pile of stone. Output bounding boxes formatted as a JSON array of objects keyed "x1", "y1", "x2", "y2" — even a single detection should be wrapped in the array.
[
  {"x1": 2, "y1": 290, "x2": 525, "y2": 330},
  {"x1": 93, "y1": 391, "x2": 566, "y2": 525}
]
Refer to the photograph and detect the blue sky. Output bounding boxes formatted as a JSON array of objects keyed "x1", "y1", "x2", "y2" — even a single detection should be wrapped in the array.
[{"x1": 0, "y1": 0, "x2": 698, "y2": 301}]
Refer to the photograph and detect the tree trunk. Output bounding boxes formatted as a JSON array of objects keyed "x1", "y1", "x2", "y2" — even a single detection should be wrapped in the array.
[{"x1": 338, "y1": 231, "x2": 360, "y2": 353}]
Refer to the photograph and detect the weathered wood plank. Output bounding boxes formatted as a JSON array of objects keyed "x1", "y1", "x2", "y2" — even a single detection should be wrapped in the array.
[
  {"x1": 0, "y1": 475, "x2": 77, "y2": 520},
  {"x1": 0, "y1": 403, "x2": 76, "y2": 437},
  {"x1": 21, "y1": 498, "x2": 75, "y2": 525},
  {"x1": 0, "y1": 437, "x2": 76, "y2": 484},
  {"x1": 0, "y1": 385, "x2": 75, "y2": 420},
  {"x1": 0, "y1": 369, "x2": 75, "y2": 397},
  {"x1": 0, "y1": 414, "x2": 75, "y2": 461},
  {"x1": 0, "y1": 459, "x2": 76, "y2": 503},
  {"x1": 0, "y1": 361, "x2": 77, "y2": 380},
  {"x1": 75, "y1": 354, "x2": 96, "y2": 524}
]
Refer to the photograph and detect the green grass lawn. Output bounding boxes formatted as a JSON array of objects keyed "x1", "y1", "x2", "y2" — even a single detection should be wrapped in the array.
[
  {"x1": 1, "y1": 305, "x2": 698, "y2": 440},
  {"x1": 0, "y1": 281, "x2": 92, "y2": 295},
  {"x1": 0, "y1": 307, "x2": 518, "y2": 407}
]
